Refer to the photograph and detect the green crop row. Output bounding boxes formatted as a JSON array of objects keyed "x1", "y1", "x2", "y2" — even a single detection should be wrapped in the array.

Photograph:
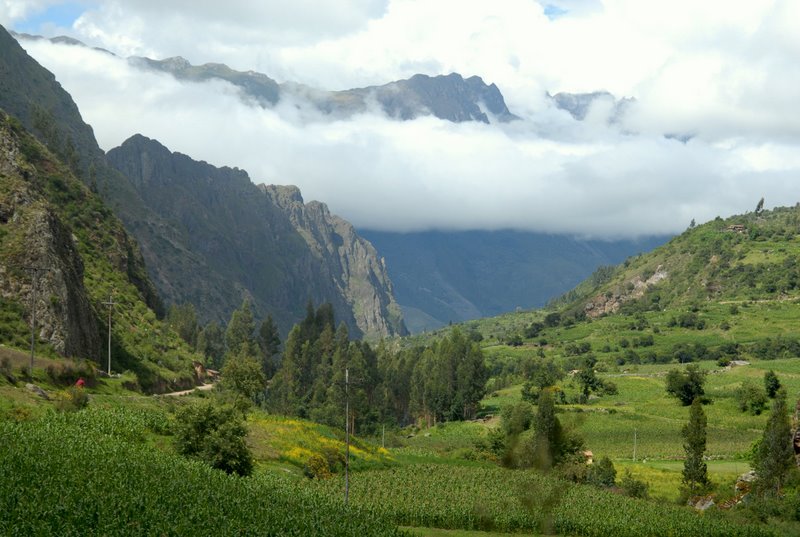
[
  {"x1": 0, "y1": 409, "x2": 405, "y2": 536},
  {"x1": 312, "y1": 464, "x2": 775, "y2": 537}
]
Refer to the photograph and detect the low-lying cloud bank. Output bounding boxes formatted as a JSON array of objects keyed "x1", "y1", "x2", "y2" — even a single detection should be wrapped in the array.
[{"x1": 16, "y1": 36, "x2": 800, "y2": 238}]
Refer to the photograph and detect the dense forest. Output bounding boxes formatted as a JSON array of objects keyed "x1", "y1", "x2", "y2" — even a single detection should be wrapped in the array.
[{"x1": 169, "y1": 301, "x2": 488, "y2": 433}]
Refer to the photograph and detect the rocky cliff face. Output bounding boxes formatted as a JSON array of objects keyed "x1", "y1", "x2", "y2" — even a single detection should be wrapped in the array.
[
  {"x1": 0, "y1": 25, "x2": 163, "y2": 316},
  {"x1": 303, "y1": 73, "x2": 518, "y2": 123},
  {"x1": 0, "y1": 114, "x2": 101, "y2": 358},
  {"x1": 107, "y1": 135, "x2": 406, "y2": 338},
  {"x1": 262, "y1": 185, "x2": 406, "y2": 338}
]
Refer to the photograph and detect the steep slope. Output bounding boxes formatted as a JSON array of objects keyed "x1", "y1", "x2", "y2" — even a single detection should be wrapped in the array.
[
  {"x1": 0, "y1": 111, "x2": 199, "y2": 392},
  {"x1": 2, "y1": 24, "x2": 405, "y2": 338},
  {"x1": 107, "y1": 135, "x2": 406, "y2": 338},
  {"x1": 552, "y1": 206, "x2": 800, "y2": 318},
  {"x1": 360, "y1": 230, "x2": 667, "y2": 332},
  {"x1": 0, "y1": 25, "x2": 163, "y2": 315}
]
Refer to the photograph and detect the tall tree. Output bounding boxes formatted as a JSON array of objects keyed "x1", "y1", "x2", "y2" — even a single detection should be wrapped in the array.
[
  {"x1": 754, "y1": 390, "x2": 794, "y2": 496},
  {"x1": 196, "y1": 321, "x2": 225, "y2": 370},
  {"x1": 221, "y1": 342, "x2": 266, "y2": 405},
  {"x1": 166, "y1": 303, "x2": 199, "y2": 348},
  {"x1": 527, "y1": 388, "x2": 562, "y2": 470},
  {"x1": 226, "y1": 300, "x2": 256, "y2": 357},
  {"x1": 764, "y1": 370, "x2": 781, "y2": 399},
  {"x1": 257, "y1": 315, "x2": 281, "y2": 378},
  {"x1": 681, "y1": 397, "x2": 710, "y2": 496}
]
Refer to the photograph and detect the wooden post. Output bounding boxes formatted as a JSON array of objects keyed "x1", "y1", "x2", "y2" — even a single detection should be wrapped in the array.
[
  {"x1": 102, "y1": 295, "x2": 117, "y2": 375},
  {"x1": 345, "y1": 367, "x2": 350, "y2": 506}
]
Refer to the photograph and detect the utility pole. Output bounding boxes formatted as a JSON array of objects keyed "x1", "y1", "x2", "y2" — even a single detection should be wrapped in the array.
[
  {"x1": 345, "y1": 367, "x2": 350, "y2": 506},
  {"x1": 102, "y1": 295, "x2": 117, "y2": 376},
  {"x1": 25, "y1": 266, "x2": 47, "y2": 381}
]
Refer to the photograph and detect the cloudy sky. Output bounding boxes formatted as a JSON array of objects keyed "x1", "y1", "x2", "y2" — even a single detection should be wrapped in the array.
[{"x1": 3, "y1": 0, "x2": 799, "y2": 237}]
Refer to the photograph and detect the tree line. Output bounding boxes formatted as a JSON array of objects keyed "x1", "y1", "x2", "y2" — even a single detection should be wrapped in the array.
[{"x1": 167, "y1": 300, "x2": 488, "y2": 434}]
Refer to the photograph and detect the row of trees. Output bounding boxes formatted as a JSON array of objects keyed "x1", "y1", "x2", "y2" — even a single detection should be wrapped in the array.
[
  {"x1": 169, "y1": 300, "x2": 488, "y2": 434},
  {"x1": 269, "y1": 303, "x2": 488, "y2": 433}
]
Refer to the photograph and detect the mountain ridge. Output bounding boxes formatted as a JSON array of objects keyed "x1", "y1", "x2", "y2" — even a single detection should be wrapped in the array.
[
  {"x1": 107, "y1": 134, "x2": 407, "y2": 338},
  {"x1": 13, "y1": 31, "x2": 516, "y2": 124}
]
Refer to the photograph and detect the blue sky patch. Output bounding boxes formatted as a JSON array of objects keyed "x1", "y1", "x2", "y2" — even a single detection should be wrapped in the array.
[
  {"x1": 543, "y1": 4, "x2": 569, "y2": 20},
  {"x1": 14, "y1": 2, "x2": 89, "y2": 35}
]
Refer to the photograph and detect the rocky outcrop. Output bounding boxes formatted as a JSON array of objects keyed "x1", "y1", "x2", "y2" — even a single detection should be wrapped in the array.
[
  {"x1": 107, "y1": 135, "x2": 406, "y2": 339},
  {"x1": 0, "y1": 25, "x2": 163, "y2": 317},
  {"x1": 584, "y1": 266, "x2": 668, "y2": 318},
  {"x1": 550, "y1": 91, "x2": 633, "y2": 123},
  {"x1": 305, "y1": 73, "x2": 518, "y2": 123},
  {"x1": 0, "y1": 114, "x2": 101, "y2": 358},
  {"x1": 263, "y1": 185, "x2": 406, "y2": 338}
]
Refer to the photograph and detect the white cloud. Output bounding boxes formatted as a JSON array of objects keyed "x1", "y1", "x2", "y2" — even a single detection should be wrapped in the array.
[{"x1": 10, "y1": 1, "x2": 800, "y2": 238}]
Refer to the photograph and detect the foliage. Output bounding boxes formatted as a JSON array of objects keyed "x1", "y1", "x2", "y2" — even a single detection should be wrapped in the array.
[
  {"x1": 271, "y1": 304, "x2": 487, "y2": 432},
  {"x1": 45, "y1": 360, "x2": 96, "y2": 387},
  {"x1": 681, "y1": 398, "x2": 710, "y2": 496},
  {"x1": 520, "y1": 358, "x2": 563, "y2": 403},
  {"x1": 258, "y1": 314, "x2": 281, "y2": 377},
  {"x1": 166, "y1": 303, "x2": 199, "y2": 348},
  {"x1": 521, "y1": 388, "x2": 583, "y2": 471},
  {"x1": 620, "y1": 469, "x2": 650, "y2": 499},
  {"x1": 665, "y1": 364, "x2": 707, "y2": 406},
  {"x1": 54, "y1": 386, "x2": 90, "y2": 412},
  {"x1": 753, "y1": 390, "x2": 795, "y2": 496},
  {"x1": 196, "y1": 321, "x2": 225, "y2": 369},
  {"x1": 174, "y1": 400, "x2": 253, "y2": 476},
  {"x1": 586, "y1": 456, "x2": 617, "y2": 488},
  {"x1": 225, "y1": 299, "x2": 257, "y2": 358},
  {"x1": 736, "y1": 381, "x2": 768, "y2": 415},
  {"x1": 221, "y1": 343, "x2": 266, "y2": 404},
  {"x1": 764, "y1": 370, "x2": 781, "y2": 399}
]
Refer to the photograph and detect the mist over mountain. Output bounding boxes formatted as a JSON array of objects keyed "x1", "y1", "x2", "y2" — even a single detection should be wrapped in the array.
[
  {"x1": 14, "y1": 32, "x2": 516, "y2": 125},
  {"x1": 0, "y1": 24, "x2": 406, "y2": 339}
]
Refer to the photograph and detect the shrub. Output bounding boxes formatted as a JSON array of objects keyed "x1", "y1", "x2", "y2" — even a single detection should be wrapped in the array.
[
  {"x1": 45, "y1": 361, "x2": 97, "y2": 387},
  {"x1": 587, "y1": 456, "x2": 617, "y2": 488},
  {"x1": 620, "y1": 469, "x2": 649, "y2": 499},
  {"x1": 665, "y1": 365, "x2": 707, "y2": 406},
  {"x1": 54, "y1": 386, "x2": 89, "y2": 412},
  {"x1": 174, "y1": 400, "x2": 253, "y2": 476}
]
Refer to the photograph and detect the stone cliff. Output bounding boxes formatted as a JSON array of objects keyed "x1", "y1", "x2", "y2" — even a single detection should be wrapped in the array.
[{"x1": 107, "y1": 135, "x2": 406, "y2": 338}]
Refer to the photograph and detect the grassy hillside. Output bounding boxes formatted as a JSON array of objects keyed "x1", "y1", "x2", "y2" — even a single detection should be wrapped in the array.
[{"x1": 0, "y1": 112, "x2": 199, "y2": 392}]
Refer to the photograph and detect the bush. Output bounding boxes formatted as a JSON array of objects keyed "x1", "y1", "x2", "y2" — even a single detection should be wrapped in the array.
[
  {"x1": 736, "y1": 381, "x2": 768, "y2": 415},
  {"x1": 620, "y1": 469, "x2": 649, "y2": 499},
  {"x1": 174, "y1": 400, "x2": 253, "y2": 476},
  {"x1": 587, "y1": 456, "x2": 617, "y2": 488},
  {"x1": 54, "y1": 386, "x2": 89, "y2": 412},
  {"x1": 665, "y1": 365, "x2": 707, "y2": 406},
  {"x1": 46, "y1": 361, "x2": 96, "y2": 387}
]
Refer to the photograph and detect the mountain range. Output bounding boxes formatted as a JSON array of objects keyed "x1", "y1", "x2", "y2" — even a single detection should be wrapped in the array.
[
  {"x1": 2, "y1": 25, "x2": 666, "y2": 345},
  {"x1": 0, "y1": 25, "x2": 405, "y2": 340}
]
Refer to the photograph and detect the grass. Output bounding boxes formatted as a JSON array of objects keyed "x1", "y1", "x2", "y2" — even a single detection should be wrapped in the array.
[{"x1": 404, "y1": 527, "x2": 535, "y2": 537}]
